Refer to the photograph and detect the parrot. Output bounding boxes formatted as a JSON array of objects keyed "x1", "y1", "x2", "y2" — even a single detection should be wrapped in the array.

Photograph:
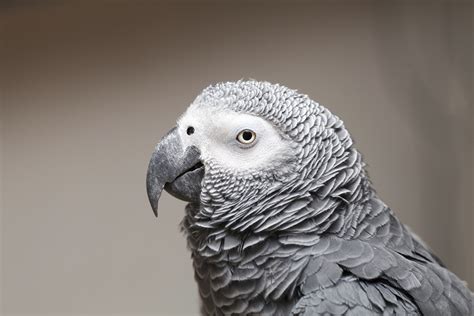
[{"x1": 146, "y1": 80, "x2": 473, "y2": 315}]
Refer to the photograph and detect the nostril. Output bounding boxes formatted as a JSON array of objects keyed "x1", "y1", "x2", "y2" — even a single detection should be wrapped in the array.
[{"x1": 186, "y1": 126, "x2": 195, "y2": 135}]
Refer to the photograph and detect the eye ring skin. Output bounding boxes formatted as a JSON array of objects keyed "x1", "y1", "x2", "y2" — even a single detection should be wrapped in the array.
[{"x1": 236, "y1": 129, "x2": 257, "y2": 147}]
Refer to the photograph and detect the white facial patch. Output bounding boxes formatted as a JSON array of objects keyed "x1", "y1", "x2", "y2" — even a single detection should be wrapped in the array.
[{"x1": 177, "y1": 107, "x2": 294, "y2": 173}]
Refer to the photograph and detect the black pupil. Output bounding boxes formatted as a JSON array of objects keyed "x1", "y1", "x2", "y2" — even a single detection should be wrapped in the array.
[
  {"x1": 186, "y1": 126, "x2": 195, "y2": 135},
  {"x1": 242, "y1": 131, "x2": 253, "y2": 141}
]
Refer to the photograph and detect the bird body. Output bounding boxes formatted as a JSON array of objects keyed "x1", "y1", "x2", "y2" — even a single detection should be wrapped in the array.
[
  {"x1": 147, "y1": 81, "x2": 473, "y2": 315},
  {"x1": 184, "y1": 197, "x2": 468, "y2": 315}
]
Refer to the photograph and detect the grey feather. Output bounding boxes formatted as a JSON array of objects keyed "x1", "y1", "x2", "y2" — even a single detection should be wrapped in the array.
[{"x1": 150, "y1": 80, "x2": 473, "y2": 315}]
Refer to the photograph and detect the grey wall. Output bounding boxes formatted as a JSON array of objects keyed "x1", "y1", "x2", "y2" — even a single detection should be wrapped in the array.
[{"x1": 1, "y1": 1, "x2": 472, "y2": 315}]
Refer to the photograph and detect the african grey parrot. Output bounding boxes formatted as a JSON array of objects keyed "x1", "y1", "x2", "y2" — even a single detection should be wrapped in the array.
[{"x1": 146, "y1": 80, "x2": 473, "y2": 315}]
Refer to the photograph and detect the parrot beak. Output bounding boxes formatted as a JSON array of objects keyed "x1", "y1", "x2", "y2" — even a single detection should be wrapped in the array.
[{"x1": 146, "y1": 127, "x2": 204, "y2": 217}]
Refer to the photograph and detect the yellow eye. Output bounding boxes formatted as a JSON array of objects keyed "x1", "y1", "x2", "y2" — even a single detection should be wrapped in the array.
[{"x1": 236, "y1": 129, "x2": 257, "y2": 145}]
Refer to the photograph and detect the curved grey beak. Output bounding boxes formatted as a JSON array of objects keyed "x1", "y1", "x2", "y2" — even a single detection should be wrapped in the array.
[{"x1": 146, "y1": 127, "x2": 204, "y2": 217}]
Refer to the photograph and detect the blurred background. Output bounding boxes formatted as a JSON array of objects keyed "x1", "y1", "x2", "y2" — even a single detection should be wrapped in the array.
[{"x1": 0, "y1": 1, "x2": 472, "y2": 315}]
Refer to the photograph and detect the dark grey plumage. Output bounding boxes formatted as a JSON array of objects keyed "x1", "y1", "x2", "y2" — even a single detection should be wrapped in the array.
[{"x1": 147, "y1": 81, "x2": 473, "y2": 315}]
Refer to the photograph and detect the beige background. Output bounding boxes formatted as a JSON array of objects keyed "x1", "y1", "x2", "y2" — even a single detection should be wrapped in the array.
[{"x1": 1, "y1": 1, "x2": 472, "y2": 315}]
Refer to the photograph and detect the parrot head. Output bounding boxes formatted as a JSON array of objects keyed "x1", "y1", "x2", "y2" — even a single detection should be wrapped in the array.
[{"x1": 147, "y1": 80, "x2": 361, "y2": 231}]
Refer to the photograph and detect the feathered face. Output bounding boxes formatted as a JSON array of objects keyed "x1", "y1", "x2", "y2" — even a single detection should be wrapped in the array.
[
  {"x1": 176, "y1": 104, "x2": 300, "y2": 227},
  {"x1": 147, "y1": 81, "x2": 356, "y2": 230}
]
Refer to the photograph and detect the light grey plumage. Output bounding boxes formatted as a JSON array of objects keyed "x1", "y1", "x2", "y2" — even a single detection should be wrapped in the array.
[{"x1": 146, "y1": 80, "x2": 473, "y2": 315}]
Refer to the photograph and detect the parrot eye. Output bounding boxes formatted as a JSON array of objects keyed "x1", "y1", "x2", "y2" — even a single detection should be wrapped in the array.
[{"x1": 236, "y1": 129, "x2": 257, "y2": 145}]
